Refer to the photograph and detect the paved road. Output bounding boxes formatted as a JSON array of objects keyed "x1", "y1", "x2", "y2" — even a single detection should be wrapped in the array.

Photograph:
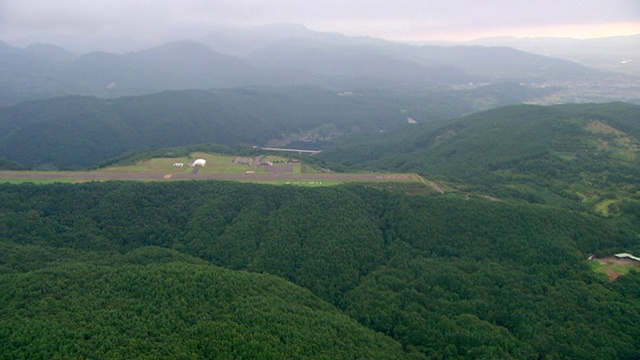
[
  {"x1": 0, "y1": 171, "x2": 398, "y2": 181},
  {"x1": 0, "y1": 171, "x2": 444, "y2": 191},
  {"x1": 261, "y1": 147, "x2": 321, "y2": 155}
]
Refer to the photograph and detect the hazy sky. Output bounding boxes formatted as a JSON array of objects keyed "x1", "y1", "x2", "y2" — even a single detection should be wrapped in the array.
[{"x1": 1, "y1": 0, "x2": 639, "y2": 51}]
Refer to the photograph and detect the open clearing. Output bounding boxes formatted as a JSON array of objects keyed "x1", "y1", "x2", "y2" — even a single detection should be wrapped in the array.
[
  {"x1": 0, "y1": 152, "x2": 440, "y2": 190},
  {"x1": 590, "y1": 257, "x2": 640, "y2": 281}
]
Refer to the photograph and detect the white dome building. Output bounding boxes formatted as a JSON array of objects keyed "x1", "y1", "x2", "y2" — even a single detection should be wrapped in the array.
[{"x1": 191, "y1": 159, "x2": 206, "y2": 167}]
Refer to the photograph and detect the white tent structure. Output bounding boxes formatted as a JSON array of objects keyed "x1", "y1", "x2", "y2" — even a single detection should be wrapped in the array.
[
  {"x1": 190, "y1": 159, "x2": 206, "y2": 167},
  {"x1": 615, "y1": 253, "x2": 640, "y2": 262}
]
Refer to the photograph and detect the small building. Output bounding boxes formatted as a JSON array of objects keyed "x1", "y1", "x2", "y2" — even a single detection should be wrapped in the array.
[
  {"x1": 234, "y1": 157, "x2": 254, "y2": 165},
  {"x1": 190, "y1": 159, "x2": 206, "y2": 167}
]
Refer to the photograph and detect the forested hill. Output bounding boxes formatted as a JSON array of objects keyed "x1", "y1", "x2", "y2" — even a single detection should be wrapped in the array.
[
  {"x1": 0, "y1": 84, "x2": 553, "y2": 170},
  {"x1": 0, "y1": 87, "x2": 403, "y2": 169},
  {"x1": 1, "y1": 250, "x2": 406, "y2": 359},
  {"x1": 1, "y1": 181, "x2": 639, "y2": 358},
  {"x1": 318, "y1": 102, "x2": 640, "y2": 216}
]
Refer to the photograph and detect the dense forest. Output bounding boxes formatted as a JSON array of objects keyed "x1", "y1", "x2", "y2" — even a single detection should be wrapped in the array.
[
  {"x1": 1, "y1": 249, "x2": 406, "y2": 359},
  {"x1": 1, "y1": 181, "x2": 639, "y2": 358}
]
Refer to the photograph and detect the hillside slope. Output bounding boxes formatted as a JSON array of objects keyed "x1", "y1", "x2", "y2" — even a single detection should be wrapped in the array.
[
  {"x1": 319, "y1": 102, "x2": 640, "y2": 214},
  {"x1": 0, "y1": 87, "x2": 406, "y2": 169}
]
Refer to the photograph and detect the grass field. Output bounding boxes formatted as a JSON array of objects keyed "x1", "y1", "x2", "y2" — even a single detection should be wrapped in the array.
[
  {"x1": 101, "y1": 153, "x2": 251, "y2": 175},
  {"x1": 0, "y1": 152, "x2": 434, "y2": 190},
  {"x1": 594, "y1": 199, "x2": 620, "y2": 217}
]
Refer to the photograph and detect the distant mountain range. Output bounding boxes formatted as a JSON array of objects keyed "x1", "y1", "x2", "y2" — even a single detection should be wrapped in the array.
[
  {"x1": 468, "y1": 34, "x2": 640, "y2": 76},
  {"x1": 2, "y1": 24, "x2": 630, "y2": 106}
]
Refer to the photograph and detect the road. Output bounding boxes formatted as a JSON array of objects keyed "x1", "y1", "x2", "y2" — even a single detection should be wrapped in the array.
[
  {"x1": 415, "y1": 174, "x2": 445, "y2": 194},
  {"x1": 261, "y1": 147, "x2": 322, "y2": 155},
  {"x1": 0, "y1": 171, "x2": 404, "y2": 181},
  {"x1": 0, "y1": 171, "x2": 444, "y2": 192}
]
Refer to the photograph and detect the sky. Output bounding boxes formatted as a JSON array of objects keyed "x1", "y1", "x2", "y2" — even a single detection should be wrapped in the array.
[{"x1": 1, "y1": 0, "x2": 639, "y2": 51}]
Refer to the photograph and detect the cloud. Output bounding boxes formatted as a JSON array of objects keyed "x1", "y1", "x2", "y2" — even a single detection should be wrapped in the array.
[{"x1": 1, "y1": 0, "x2": 638, "y2": 48}]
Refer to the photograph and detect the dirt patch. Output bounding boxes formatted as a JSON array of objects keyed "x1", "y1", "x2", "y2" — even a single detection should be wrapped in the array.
[
  {"x1": 415, "y1": 174, "x2": 445, "y2": 194},
  {"x1": 596, "y1": 257, "x2": 639, "y2": 266},
  {"x1": 593, "y1": 257, "x2": 640, "y2": 281}
]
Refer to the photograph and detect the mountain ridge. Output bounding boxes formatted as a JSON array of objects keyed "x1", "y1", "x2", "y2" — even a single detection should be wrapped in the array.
[{"x1": 1, "y1": 27, "x2": 627, "y2": 106}]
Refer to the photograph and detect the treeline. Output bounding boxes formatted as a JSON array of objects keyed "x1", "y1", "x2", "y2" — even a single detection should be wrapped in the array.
[
  {"x1": 0, "y1": 157, "x2": 28, "y2": 170},
  {"x1": 1, "y1": 181, "x2": 638, "y2": 358}
]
